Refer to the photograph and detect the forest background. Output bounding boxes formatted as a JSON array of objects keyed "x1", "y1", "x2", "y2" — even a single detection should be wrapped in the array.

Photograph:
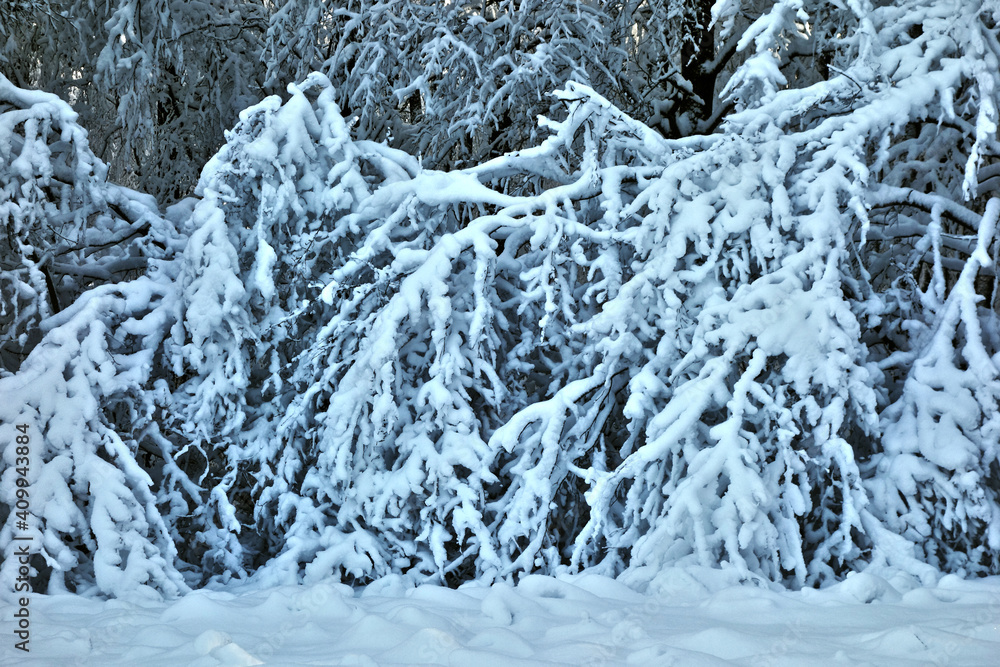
[{"x1": 1, "y1": 0, "x2": 999, "y2": 601}]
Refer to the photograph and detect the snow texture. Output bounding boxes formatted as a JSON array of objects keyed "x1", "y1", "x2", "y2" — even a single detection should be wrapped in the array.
[
  {"x1": 2, "y1": 571, "x2": 999, "y2": 665},
  {"x1": 2, "y1": 0, "x2": 1000, "y2": 603}
]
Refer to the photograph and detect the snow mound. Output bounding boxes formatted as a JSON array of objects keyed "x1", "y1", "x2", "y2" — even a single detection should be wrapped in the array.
[{"x1": 3, "y1": 572, "x2": 999, "y2": 665}]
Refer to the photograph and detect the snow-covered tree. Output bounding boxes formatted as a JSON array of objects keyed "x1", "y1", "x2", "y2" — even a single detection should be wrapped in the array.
[
  {"x1": 2, "y1": 0, "x2": 758, "y2": 198},
  {"x1": 227, "y1": 0, "x2": 999, "y2": 587},
  {"x1": 874, "y1": 200, "x2": 1000, "y2": 576},
  {"x1": 2, "y1": 0, "x2": 267, "y2": 202},
  {"x1": 4, "y1": 0, "x2": 1000, "y2": 600},
  {"x1": 0, "y1": 75, "x2": 188, "y2": 599},
  {"x1": 0, "y1": 73, "x2": 174, "y2": 372},
  {"x1": 162, "y1": 73, "x2": 506, "y2": 585},
  {"x1": 95, "y1": 0, "x2": 267, "y2": 199},
  {"x1": 863, "y1": 0, "x2": 1000, "y2": 577},
  {"x1": 264, "y1": 0, "x2": 632, "y2": 171}
]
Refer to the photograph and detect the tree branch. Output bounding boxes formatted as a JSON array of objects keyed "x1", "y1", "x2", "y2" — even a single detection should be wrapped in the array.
[{"x1": 869, "y1": 186, "x2": 983, "y2": 231}]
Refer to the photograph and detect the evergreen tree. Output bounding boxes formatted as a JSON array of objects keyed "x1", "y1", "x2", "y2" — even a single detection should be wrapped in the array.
[{"x1": 0, "y1": 74, "x2": 187, "y2": 598}]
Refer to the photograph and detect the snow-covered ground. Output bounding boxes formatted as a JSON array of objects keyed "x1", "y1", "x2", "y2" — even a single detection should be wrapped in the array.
[{"x1": 3, "y1": 570, "x2": 999, "y2": 666}]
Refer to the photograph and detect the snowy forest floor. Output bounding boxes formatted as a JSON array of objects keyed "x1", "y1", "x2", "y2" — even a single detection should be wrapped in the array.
[{"x1": 3, "y1": 571, "x2": 999, "y2": 666}]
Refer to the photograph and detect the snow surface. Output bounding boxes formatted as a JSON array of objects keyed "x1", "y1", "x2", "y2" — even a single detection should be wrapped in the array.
[{"x1": 3, "y1": 570, "x2": 999, "y2": 666}]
